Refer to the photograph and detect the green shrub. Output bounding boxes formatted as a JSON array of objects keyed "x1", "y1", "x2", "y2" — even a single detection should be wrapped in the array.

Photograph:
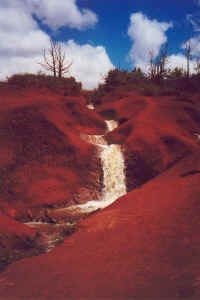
[
  {"x1": 7, "y1": 73, "x2": 82, "y2": 95},
  {"x1": 92, "y1": 68, "x2": 200, "y2": 102}
]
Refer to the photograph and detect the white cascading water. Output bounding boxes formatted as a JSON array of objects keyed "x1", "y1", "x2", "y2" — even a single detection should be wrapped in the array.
[
  {"x1": 25, "y1": 106, "x2": 127, "y2": 252},
  {"x1": 67, "y1": 118, "x2": 127, "y2": 213}
]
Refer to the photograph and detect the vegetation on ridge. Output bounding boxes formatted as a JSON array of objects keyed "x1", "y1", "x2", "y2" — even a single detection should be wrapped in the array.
[
  {"x1": 6, "y1": 72, "x2": 82, "y2": 95},
  {"x1": 91, "y1": 67, "x2": 200, "y2": 106}
]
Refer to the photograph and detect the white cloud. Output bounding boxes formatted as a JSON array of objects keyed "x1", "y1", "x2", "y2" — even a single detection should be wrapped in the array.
[
  {"x1": 0, "y1": 17, "x2": 49, "y2": 57},
  {"x1": 0, "y1": 4, "x2": 50, "y2": 57},
  {"x1": 26, "y1": 0, "x2": 98, "y2": 30},
  {"x1": 128, "y1": 12, "x2": 173, "y2": 71},
  {"x1": 167, "y1": 54, "x2": 195, "y2": 72},
  {"x1": 186, "y1": 13, "x2": 200, "y2": 32},
  {"x1": 0, "y1": 3, "x2": 50, "y2": 78},
  {"x1": 167, "y1": 54, "x2": 197, "y2": 73},
  {"x1": 181, "y1": 36, "x2": 200, "y2": 57},
  {"x1": 2, "y1": 0, "x2": 98, "y2": 31},
  {"x1": 63, "y1": 40, "x2": 114, "y2": 90},
  {"x1": 0, "y1": 55, "x2": 45, "y2": 77},
  {"x1": 0, "y1": 2, "x2": 112, "y2": 90}
]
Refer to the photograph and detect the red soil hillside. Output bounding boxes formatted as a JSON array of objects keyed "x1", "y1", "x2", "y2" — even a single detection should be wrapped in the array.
[
  {"x1": 97, "y1": 91, "x2": 200, "y2": 190},
  {"x1": 0, "y1": 85, "x2": 106, "y2": 220},
  {"x1": 0, "y1": 210, "x2": 40, "y2": 272},
  {"x1": 0, "y1": 210, "x2": 36, "y2": 240},
  {"x1": 1, "y1": 150, "x2": 200, "y2": 299},
  {"x1": 1, "y1": 84, "x2": 200, "y2": 299}
]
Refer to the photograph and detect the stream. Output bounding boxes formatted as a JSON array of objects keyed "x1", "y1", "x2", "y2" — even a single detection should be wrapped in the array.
[{"x1": 25, "y1": 113, "x2": 127, "y2": 252}]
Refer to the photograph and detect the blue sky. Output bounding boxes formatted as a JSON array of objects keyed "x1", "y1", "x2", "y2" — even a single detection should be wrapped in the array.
[
  {"x1": 0, "y1": 0, "x2": 200, "y2": 89},
  {"x1": 74, "y1": 0, "x2": 198, "y2": 68}
]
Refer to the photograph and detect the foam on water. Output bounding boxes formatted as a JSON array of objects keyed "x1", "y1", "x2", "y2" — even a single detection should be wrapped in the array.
[{"x1": 67, "y1": 119, "x2": 126, "y2": 213}]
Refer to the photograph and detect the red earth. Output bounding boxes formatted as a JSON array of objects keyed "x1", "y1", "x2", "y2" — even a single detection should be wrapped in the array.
[
  {"x1": 0, "y1": 84, "x2": 106, "y2": 252},
  {"x1": 0, "y1": 210, "x2": 35, "y2": 238},
  {"x1": 1, "y1": 86, "x2": 200, "y2": 299},
  {"x1": 98, "y1": 90, "x2": 200, "y2": 190},
  {"x1": 0, "y1": 150, "x2": 200, "y2": 299},
  {"x1": 0, "y1": 86, "x2": 106, "y2": 218}
]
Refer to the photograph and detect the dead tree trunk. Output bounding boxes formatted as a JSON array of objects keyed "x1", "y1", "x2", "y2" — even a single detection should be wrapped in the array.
[
  {"x1": 39, "y1": 39, "x2": 72, "y2": 78},
  {"x1": 148, "y1": 42, "x2": 168, "y2": 80},
  {"x1": 185, "y1": 41, "x2": 191, "y2": 78}
]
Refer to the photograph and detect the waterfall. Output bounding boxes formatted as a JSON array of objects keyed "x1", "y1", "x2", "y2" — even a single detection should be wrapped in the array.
[
  {"x1": 101, "y1": 120, "x2": 126, "y2": 202},
  {"x1": 25, "y1": 110, "x2": 127, "y2": 253},
  {"x1": 25, "y1": 118, "x2": 127, "y2": 252},
  {"x1": 67, "y1": 119, "x2": 127, "y2": 213}
]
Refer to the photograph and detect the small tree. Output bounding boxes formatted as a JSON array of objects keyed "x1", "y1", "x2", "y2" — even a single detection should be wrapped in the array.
[
  {"x1": 39, "y1": 39, "x2": 72, "y2": 78},
  {"x1": 131, "y1": 67, "x2": 145, "y2": 79},
  {"x1": 168, "y1": 67, "x2": 184, "y2": 79}
]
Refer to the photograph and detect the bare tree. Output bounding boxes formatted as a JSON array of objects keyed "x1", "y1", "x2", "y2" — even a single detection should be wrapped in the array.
[
  {"x1": 39, "y1": 39, "x2": 72, "y2": 78},
  {"x1": 185, "y1": 41, "x2": 191, "y2": 78},
  {"x1": 56, "y1": 42, "x2": 73, "y2": 78},
  {"x1": 159, "y1": 42, "x2": 168, "y2": 76},
  {"x1": 149, "y1": 49, "x2": 156, "y2": 79},
  {"x1": 39, "y1": 39, "x2": 57, "y2": 77},
  {"x1": 148, "y1": 42, "x2": 168, "y2": 80}
]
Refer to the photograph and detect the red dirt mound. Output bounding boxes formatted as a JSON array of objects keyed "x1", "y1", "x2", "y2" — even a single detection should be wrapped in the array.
[
  {"x1": 0, "y1": 211, "x2": 34, "y2": 237},
  {"x1": 1, "y1": 150, "x2": 200, "y2": 299},
  {"x1": 98, "y1": 91, "x2": 200, "y2": 190},
  {"x1": 0, "y1": 86, "x2": 106, "y2": 219},
  {"x1": 0, "y1": 211, "x2": 39, "y2": 271}
]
